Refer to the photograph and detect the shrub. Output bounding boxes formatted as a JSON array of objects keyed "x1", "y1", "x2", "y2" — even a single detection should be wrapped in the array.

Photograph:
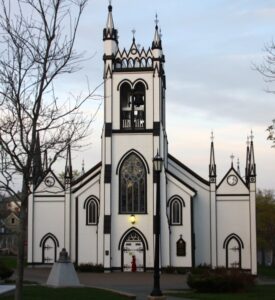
[
  {"x1": 77, "y1": 263, "x2": 104, "y2": 273},
  {"x1": 0, "y1": 259, "x2": 14, "y2": 280},
  {"x1": 187, "y1": 267, "x2": 255, "y2": 293}
]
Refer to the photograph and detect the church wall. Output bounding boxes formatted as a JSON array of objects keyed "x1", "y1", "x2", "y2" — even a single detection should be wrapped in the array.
[
  {"x1": 33, "y1": 199, "x2": 64, "y2": 263},
  {"x1": 216, "y1": 199, "x2": 251, "y2": 269},
  {"x1": 110, "y1": 134, "x2": 155, "y2": 269},
  {"x1": 166, "y1": 176, "x2": 193, "y2": 267},
  {"x1": 73, "y1": 176, "x2": 101, "y2": 265},
  {"x1": 168, "y1": 158, "x2": 211, "y2": 266}
]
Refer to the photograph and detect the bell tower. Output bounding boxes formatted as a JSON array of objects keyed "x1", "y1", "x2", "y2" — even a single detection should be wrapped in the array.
[{"x1": 101, "y1": 3, "x2": 170, "y2": 270}]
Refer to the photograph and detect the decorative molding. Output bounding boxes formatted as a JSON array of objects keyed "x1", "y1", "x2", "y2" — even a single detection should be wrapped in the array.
[
  {"x1": 104, "y1": 215, "x2": 111, "y2": 234},
  {"x1": 153, "y1": 122, "x2": 160, "y2": 136},
  {"x1": 105, "y1": 123, "x2": 112, "y2": 137},
  {"x1": 104, "y1": 164, "x2": 112, "y2": 183}
]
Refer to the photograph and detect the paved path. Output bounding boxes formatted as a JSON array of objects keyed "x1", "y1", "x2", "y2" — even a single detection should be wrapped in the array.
[
  {"x1": 23, "y1": 267, "x2": 189, "y2": 299},
  {"x1": 0, "y1": 285, "x2": 15, "y2": 296}
]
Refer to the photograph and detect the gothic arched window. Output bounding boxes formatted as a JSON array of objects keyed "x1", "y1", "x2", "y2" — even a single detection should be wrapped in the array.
[
  {"x1": 120, "y1": 82, "x2": 146, "y2": 130},
  {"x1": 119, "y1": 153, "x2": 146, "y2": 214},
  {"x1": 84, "y1": 197, "x2": 99, "y2": 225},
  {"x1": 171, "y1": 200, "x2": 181, "y2": 224},
  {"x1": 169, "y1": 197, "x2": 183, "y2": 225}
]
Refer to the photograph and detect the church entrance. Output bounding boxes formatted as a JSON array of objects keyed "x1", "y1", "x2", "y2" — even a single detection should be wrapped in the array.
[
  {"x1": 224, "y1": 234, "x2": 243, "y2": 269},
  {"x1": 121, "y1": 230, "x2": 145, "y2": 272},
  {"x1": 40, "y1": 233, "x2": 59, "y2": 264}
]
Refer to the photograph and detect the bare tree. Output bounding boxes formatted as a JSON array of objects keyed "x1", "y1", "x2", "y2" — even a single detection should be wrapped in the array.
[
  {"x1": 256, "y1": 41, "x2": 275, "y2": 145},
  {"x1": 0, "y1": 1, "x2": 100, "y2": 299}
]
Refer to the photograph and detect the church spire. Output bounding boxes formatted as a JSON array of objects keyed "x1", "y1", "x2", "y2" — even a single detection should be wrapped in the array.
[
  {"x1": 152, "y1": 14, "x2": 162, "y2": 50},
  {"x1": 209, "y1": 131, "x2": 216, "y2": 181},
  {"x1": 245, "y1": 136, "x2": 250, "y2": 183},
  {"x1": 33, "y1": 132, "x2": 43, "y2": 185},
  {"x1": 64, "y1": 142, "x2": 72, "y2": 183},
  {"x1": 237, "y1": 158, "x2": 241, "y2": 176},
  {"x1": 42, "y1": 150, "x2": 48, "y2": 172},
  {"x1": 103, "y1": 1, "x2": 118, "y2": 42},
  {"x1": 248, "y1": 131, "x2": 256, "y2": 178}
]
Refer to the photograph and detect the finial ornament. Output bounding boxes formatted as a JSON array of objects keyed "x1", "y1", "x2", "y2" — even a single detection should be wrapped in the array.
[
  {"x1": 247, "y1": 135, "x2": 250, "y2": 147},
  {"x1": 108, "y1": 0, "x2": 112, "y2": 12},
  {"x1": 131, "y1": 29, "x2": 136, "y2": 39},
  {"x1": 210, "y1": 131, "x2": 214, "y2": 142},
  {"x1": 230, "y1": 153, "x2": 235, "y2": 166},
  {"x1": 250, "y1": 130, "x2": 254, "y2": 141},
  {"x1": 159, "y1": 28, "x2": 162, "y2": 39},
  {"x1": 155, "y1": 13, "x2": 159, "y2": 26}
]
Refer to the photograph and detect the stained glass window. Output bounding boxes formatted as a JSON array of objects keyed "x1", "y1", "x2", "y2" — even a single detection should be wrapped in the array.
[{"x1": 120, "y1": 153, "x2": 146, "y2": 213}]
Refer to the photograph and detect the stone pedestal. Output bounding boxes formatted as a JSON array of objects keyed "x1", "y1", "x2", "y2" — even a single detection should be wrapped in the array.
[
  {"x1": 46, "y1": 248, "x2": 80, "y2": 287},
  {"x1": 147, "y1": 296, "x2": 167, "y2": 300}
]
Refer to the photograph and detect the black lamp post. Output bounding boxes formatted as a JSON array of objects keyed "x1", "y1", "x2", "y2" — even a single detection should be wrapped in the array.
[{"x1": 151, "y1": 152, "x2": 163, "y2": 297}]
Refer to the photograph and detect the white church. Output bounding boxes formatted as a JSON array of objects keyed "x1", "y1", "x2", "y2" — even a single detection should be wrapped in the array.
[{"x1": 27, "y1": 4, "x2": 257, "y2": 274}]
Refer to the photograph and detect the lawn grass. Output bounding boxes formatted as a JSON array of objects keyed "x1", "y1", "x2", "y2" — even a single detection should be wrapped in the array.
[
  {"x1": 167, "y1": 285, "x2": 275, "y2": 300},
  {"x1": 0, "y1": 256, "x2": 17, "y2": 269},
  {"x1": 0, "y1": 286, "x2": 129, "y2": 300}
]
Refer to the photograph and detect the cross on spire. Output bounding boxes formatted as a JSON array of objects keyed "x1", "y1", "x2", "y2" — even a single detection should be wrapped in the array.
[
  {"x1": 230, "y1": 153, "x2": 235, "y2": 167},
  {"x1": 155, "y1": 13, "x2": 159, "y2": 27},
  {"x1": 210, "y1": 131, "x2": 214, "y2": 142},
  {"x1": 250, "y1": 129, "x2": 254, "y2": 142}
]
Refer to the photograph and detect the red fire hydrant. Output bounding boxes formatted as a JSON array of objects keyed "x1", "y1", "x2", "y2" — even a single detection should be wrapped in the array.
[{"x1": 131, "y1": 255, "x2": 137, "y2": 272}]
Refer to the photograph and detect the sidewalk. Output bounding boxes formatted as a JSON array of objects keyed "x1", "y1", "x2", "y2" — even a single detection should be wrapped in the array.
[
  {"x1": 0, "y1": 285, "x2": 15, "y2": 296},
  {"x1": 23, "y1": 267, "x2": 189, "y2": 299}
]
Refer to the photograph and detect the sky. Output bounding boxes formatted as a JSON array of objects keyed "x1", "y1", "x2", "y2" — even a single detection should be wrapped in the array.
[{"x1": 53, "y1": 0, "x2": 275, "y2": 190}]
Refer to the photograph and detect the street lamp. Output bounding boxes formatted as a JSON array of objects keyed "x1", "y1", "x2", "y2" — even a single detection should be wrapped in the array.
[{"x1": 150, "y1": 151, "x2": 164, "y2": 298}]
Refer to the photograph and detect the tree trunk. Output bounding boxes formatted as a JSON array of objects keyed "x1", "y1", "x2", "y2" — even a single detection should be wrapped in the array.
[
  {"x1": 261, "y1": 248, "x2": 266, "y2": 266},
  {"x1": 15, "y1": 183, "x2": 28, "y2": 300}
]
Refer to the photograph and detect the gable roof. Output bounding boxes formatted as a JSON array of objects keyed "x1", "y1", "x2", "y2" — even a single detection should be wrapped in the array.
[
  {"x1": 168, "y1": 154, "x2": 209, "y2": 186},
  {"x1": 217, "y1": 167, "x2": 249, "y2": 195}
]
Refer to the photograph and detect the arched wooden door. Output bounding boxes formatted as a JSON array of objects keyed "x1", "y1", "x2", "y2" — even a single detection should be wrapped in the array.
[
  {"x1": 223, "y1": 234, "x2": 243, "y2": 269},
  {"x1": 40, "y1": 233, "x2": 59, "y2": 264},
  {"x1": 121, "y1": 230, "x2": 146, "y2": 272}
]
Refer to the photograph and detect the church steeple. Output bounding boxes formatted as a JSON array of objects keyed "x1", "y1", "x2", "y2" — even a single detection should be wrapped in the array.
[
  {"x1": 245, "y1": 131, "x2": 256, "y2": 183},
  {"x1": 103, "y1": 1, "x2": 118, "y2": 43},
  {"x1": 209, "y1": 132, "x2": 216, "y2": 182},
  {"x1": 152, "y1": 14, "x2": 162, "y2": 50},
  {"x1": 245, "y1": 136, "x2": 250, "y2": 183},
  {"x1": 64, "y1": 143, "x2": 72, "y2": 183},
  {"x1": 33, "y1": 132, "x2": 43, "y2": 185},
  {"x1": 248, "y1": 131, "x2": 256, "y2": 178}
]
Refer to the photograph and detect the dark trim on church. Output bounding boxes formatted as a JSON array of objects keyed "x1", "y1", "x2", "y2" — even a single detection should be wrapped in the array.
[
  {"x1": 75, "y1": 197, "x2": 79, "y2": 267},
  {"x1": 104, "y1": 215, "x2": 111, "y2": 234},
  {"x1": 191, "y1": 197, "x2": 195, "y2": 267},
  {"x1": 105, "y1": 123, "x2": 112, "y2": 137},
  {"x1": 153, "y1": 122, "x2": 160, "y2": 136},
  {"x1": 104, "y1": 165, "x2": 112, "y2": 183},
  {"x1": 112, "y1": 129, "x2": 154, "y2": 134}
]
